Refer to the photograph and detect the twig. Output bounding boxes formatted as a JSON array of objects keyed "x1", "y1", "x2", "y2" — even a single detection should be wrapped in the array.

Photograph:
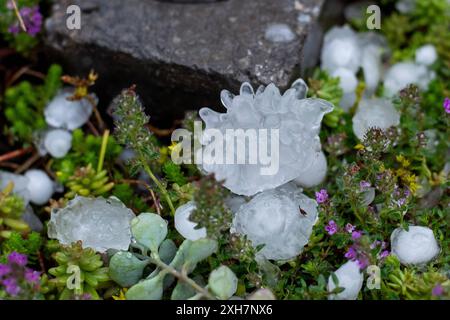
[
  {"x1": 6, "y1": 66, "x2": 46, "y2": 87},
  {"x1": 15, "y1": 152, "x2": 40, "y2": 174},
  {"x1": 0, "y1": 162, "x2": 20, "y2": 170},
  {"x1": 86, "y1": 95, "x2": 106, "y2": 131},
  {"x1": 10, "y1": 0, "x2": 27, "y2": 33},
  {"x1": 86, "y1": 120, "x2": 100, "y2": 136},
  {"x1": 0, "y1": 146, "x2": 33, "y2": 163},
  {"x1": 115, "y1": 179, "x2": 162, "y2": 215}
]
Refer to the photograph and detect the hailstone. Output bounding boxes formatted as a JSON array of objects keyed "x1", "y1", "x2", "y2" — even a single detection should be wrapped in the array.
[
  {"x1": 415, "y1": 44, "x2": 438, "y2": 66},
  {"x1": 48, "y1": 196, "x2": 136, "y2": 252},
  {"x1": 352, "y1": 98, "x2": 400, "y2": 140},
  {"x1": 0, "y1": 170, "x2": 31, "y2": 204},
  {"x1": 321, "y1": 26, "x2": 361, "y2": 73},
  {"x1": 174, "y1": 201, "x2": 207, "y2": 241},
  {"x1": 391, "y1": 226, "x2": 440, "y2": 265},
  {"x1": 383, "y1": 62, "x2": 435, "y2": 97},
  {"x1": 328, "y1": 260, "x2": 363, "y2": 300},
  {"x1": 43, "y1": 129, "x2": 73, "y2": 158},
  {"x1": 231, "y1": 185, "x2": 318, "y2": 260},
  {"x1": 44, "y1": 88, "x2": 94, "y2": 130},
  {"x1": 293, "y1": 151, "x2": 327, "y2": 188},
  {"x1": 198, "y1": 79, "x2": 333, "y2": 196},
  {"x1": 24, "y1": 169, "x2": 55, "y2": 205},
  {"x1": 264, "y1": 23, "x2": 296, "y2": 43}
]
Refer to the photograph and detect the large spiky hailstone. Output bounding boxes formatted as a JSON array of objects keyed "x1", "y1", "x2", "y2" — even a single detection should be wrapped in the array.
[
  {"x1": 198, "y1": 79, "x2": 333, "y2": 196},
  {"x1": 44, "y1": 88, "x2": 94, "y2": 130},
  {"x1": 352, "y1": 98, "x2": 400, "y2": 140},
  {"x1": 391, "y1": 226, "x2": 440, "y2": 265},
  {"x1": 231, "y1": 184, "x2": 318, "y2": 260},
  {"x1": 48, "y1": 196, "x2": 136, "y2": 252},
  {"x1": 328, "y1": 261, "x2": 363, "y2": 300}
]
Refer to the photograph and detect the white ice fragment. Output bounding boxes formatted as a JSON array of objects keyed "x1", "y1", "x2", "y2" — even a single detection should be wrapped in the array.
[
  {"x1": 265, "y1": 23, "x2": 296, "y2": 43},
  {"x1": 0, "y1": 171, "x2": 30, "y2": 204},
  {"x1": 361, "y1": 187, "x2": 376, "y2": 206},
  {"x1": 328, "y1": 260, "x2": 363, "y2": 300},
  {"x1": 415, "y1": 44, "x2": 438, "y2": 66},
  {"x1": 198, "y1": 80, "x2": 333, "y2": 196},
  {"x1": 391, "y1": 226, "x2": 440, "y2": 265},
  {"x1": 293, "y1": 151, "x2": 327, "y2": 188},
  {"x1": 321, "y1": 26, "x2": 361, "y2": 73},
  {"x1": 44, "y1": 129, "x2": 73, "y2": 159},
  {"x1": 174, "y1": 201, "x2": 207, "y2": 241},
  {"x1": 22, "y1": 205, "x2": 43, "y2": 232},
  {"x1": 44, "y1": 88, "x2": 94, "y2": 130},
  {"x1": 225, "y1": 194, "x2": 248, "y2": 214},
  {"x1": 332, "y1": 68, "x2": 358, "y2": 94},
  {"x1": 384, "y1": 62, "x2": 435, "y2": 97},
  {"x1": 231, "y1": 186, "x2": 318, "y2": 260},
  {"x1": 48, "y1": 196, "x2": 136, "y2": 252},
  {"x1": 352, "y1": 98, "x2": 400, "y2": 140},
  {"x1": 396, "y1": 0, "x2": 416, "y2": 13},
  {"x1": 24, "y1": 169, "x2": 54, "y2": 205}
]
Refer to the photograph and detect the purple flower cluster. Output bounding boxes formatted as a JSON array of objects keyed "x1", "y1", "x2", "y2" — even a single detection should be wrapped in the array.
[
  {"x1": 325, "y1": 220, "x2": 338, "y2": 235},
  {"x1": 344, "y1": 237, "x2": 390, "y2": 270},
  {"x1": 0, "y1": 252, "x2": 41, "y2": 298},
  {"x1": 8, "y1": 5, "x2": 43, "y2": 37},
  {"x1": 444, "y1": 97, "x2": 450, "y2": 114},
  {"x1": 315, "y1": 189, "x2": 329, "y2": 204}
]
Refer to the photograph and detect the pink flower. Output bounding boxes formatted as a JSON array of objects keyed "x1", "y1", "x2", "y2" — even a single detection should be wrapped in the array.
[
  {"x1": 325, "y1": 220, "x2": 338, "y2": 235},
  {"x1": 2, "y1": 278, "x2": 21, "y2": 296},
  {"x1": 0, "y1": 264, "x2": 12, "y2": 277},
  {"x1": 315, "y1": 189, "x2": 329, "y2": 204},
  {"x1": 444, "y1": 97, "x2": 450, "y2": 114},
  {"x1": 379, "y1": 250, "x2": 390, "y2": 259},
  {"x1": 24, "y1": 268, "x2": 41, "y2": 284},
  {"x1": 7, "y1": 251, "x2": 28, "y2": 266},
  {"x1": 345, "y1": 247, "x2": 357, "y2": 260},
  {"x1": 351, "y1": 230, "x2": 362, "y2": 240},
  {"x1": 8, "y1": 5, "x2": 43, "y2": 37},
  {"x1": 345, "y1": 223, "x2": 355, "y2": 233}
]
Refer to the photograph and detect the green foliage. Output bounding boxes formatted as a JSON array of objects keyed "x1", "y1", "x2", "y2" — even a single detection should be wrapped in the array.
[
  {"x1": 64, "y1": 164, "x2": 115, "y2": 199},
  {"x1": 163, "y1": 160, "x2": 187, "y2": 186},
  {"x1": 0, "y1": 231, "x2": 42, "y2": 264},
  {"x1": 0, "y1": 0, "x2": 41, "y2": 54},
  {"x1": 47, "y1": 241, "x2": 110, "y2": 300},
  {"x1": 307, "y1": 69, "x2": 344, "y2": 128},
  {"x1": 4, "y1": 64, "x2": 62, "y2": 143},
  {"x1": 109, "y1": 212, "x2": 219, "y2": 300},
  {"x1": 0, "y1": 183, "x2": 29, "y2": 238},
  {"x1": 53, "y1": 129, "x2": 122, "y2": 183},
  {"x1": 190, "y1": 175, "x2": 232, "y2": 238}
]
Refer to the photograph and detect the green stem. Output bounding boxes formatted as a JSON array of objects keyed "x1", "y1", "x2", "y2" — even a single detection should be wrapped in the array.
[
  {"x1": 139, "y1": 154, "x2": 175, "y2": 215},
  {"x1": 150, "y1": 256, "x2": 215, "y2": 300},
  {"x1": 97, "y1": 129, "x2": 110, "y2": 172}
]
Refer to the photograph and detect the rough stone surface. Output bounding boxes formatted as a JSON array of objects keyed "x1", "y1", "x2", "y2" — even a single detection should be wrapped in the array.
[{"x1": 44, "y1": 0, "x2": 327, "y2": 124}]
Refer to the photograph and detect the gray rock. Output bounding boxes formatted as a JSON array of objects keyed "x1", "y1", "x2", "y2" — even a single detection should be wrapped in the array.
[{"x1": 43, "y1": 0, "x2": 329, "y2": 124}]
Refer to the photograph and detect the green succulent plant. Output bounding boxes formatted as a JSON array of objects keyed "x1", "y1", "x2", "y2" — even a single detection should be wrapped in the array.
[
  {"x1": 48, "y1": 241, "x2": 110, "y2": 300},
  {"x1": 64, "y1": 164, "x2": 115, "y2": 199},
  {"x1": 0, "y1": 183, "x2": 29, "y2": 238}
]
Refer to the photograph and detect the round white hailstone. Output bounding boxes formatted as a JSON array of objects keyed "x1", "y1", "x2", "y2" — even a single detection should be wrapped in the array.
[
  {"x1": 383, "y1": 62, "x2": 434, "y2": 97},
  {"x1": 0, "y1": 170, "x2": 31, "y2": 204},
  {"x1": 352, "y1": 98, "x2": 400, "y2": 140},
  {"x1": 264, "y1": 23, "x2": 296, "y2": 43},
  {"x1": 24, "y1": 169, "x2": 54, "y2": 205},
  {"x1": 44, "y1": 88, "x2": 94, "y2": 130},
  {"x1": 44, "y1": 129, "x2": 73, "y2": 158},
  {"x1": 340, "y1": 92, "x2": 357, "y2": 112},
  {"x1": 321, "y1": 26, "x2": 361, "y2": 73},
  {"x1": 361, "y1": 46, "x2": 382, "y2": 95},
  {"x1": 332, "y1": 68, "x2": 358, "y2": 94},
  {"x1": 328, "y1": 260, "x2": 363, "y2": 300},
  {"x1": 293, "y1": 151, "x2": 327, "y2": 188},
  {"x1": 231, "y1": 186, "x2": 318, "y2": 260},
  {"x1": 396, "y1": 0, "x2": 416, "y2": 14},
  {"x1": 415, "y1": 44, "x2": 438, "y2": 66},
  {"x1": 174, "y1": 201, "x2": 207, "y2": 241},
  {"x1": 391, "y1": 226, "x2": 440, "y2": 265}
]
